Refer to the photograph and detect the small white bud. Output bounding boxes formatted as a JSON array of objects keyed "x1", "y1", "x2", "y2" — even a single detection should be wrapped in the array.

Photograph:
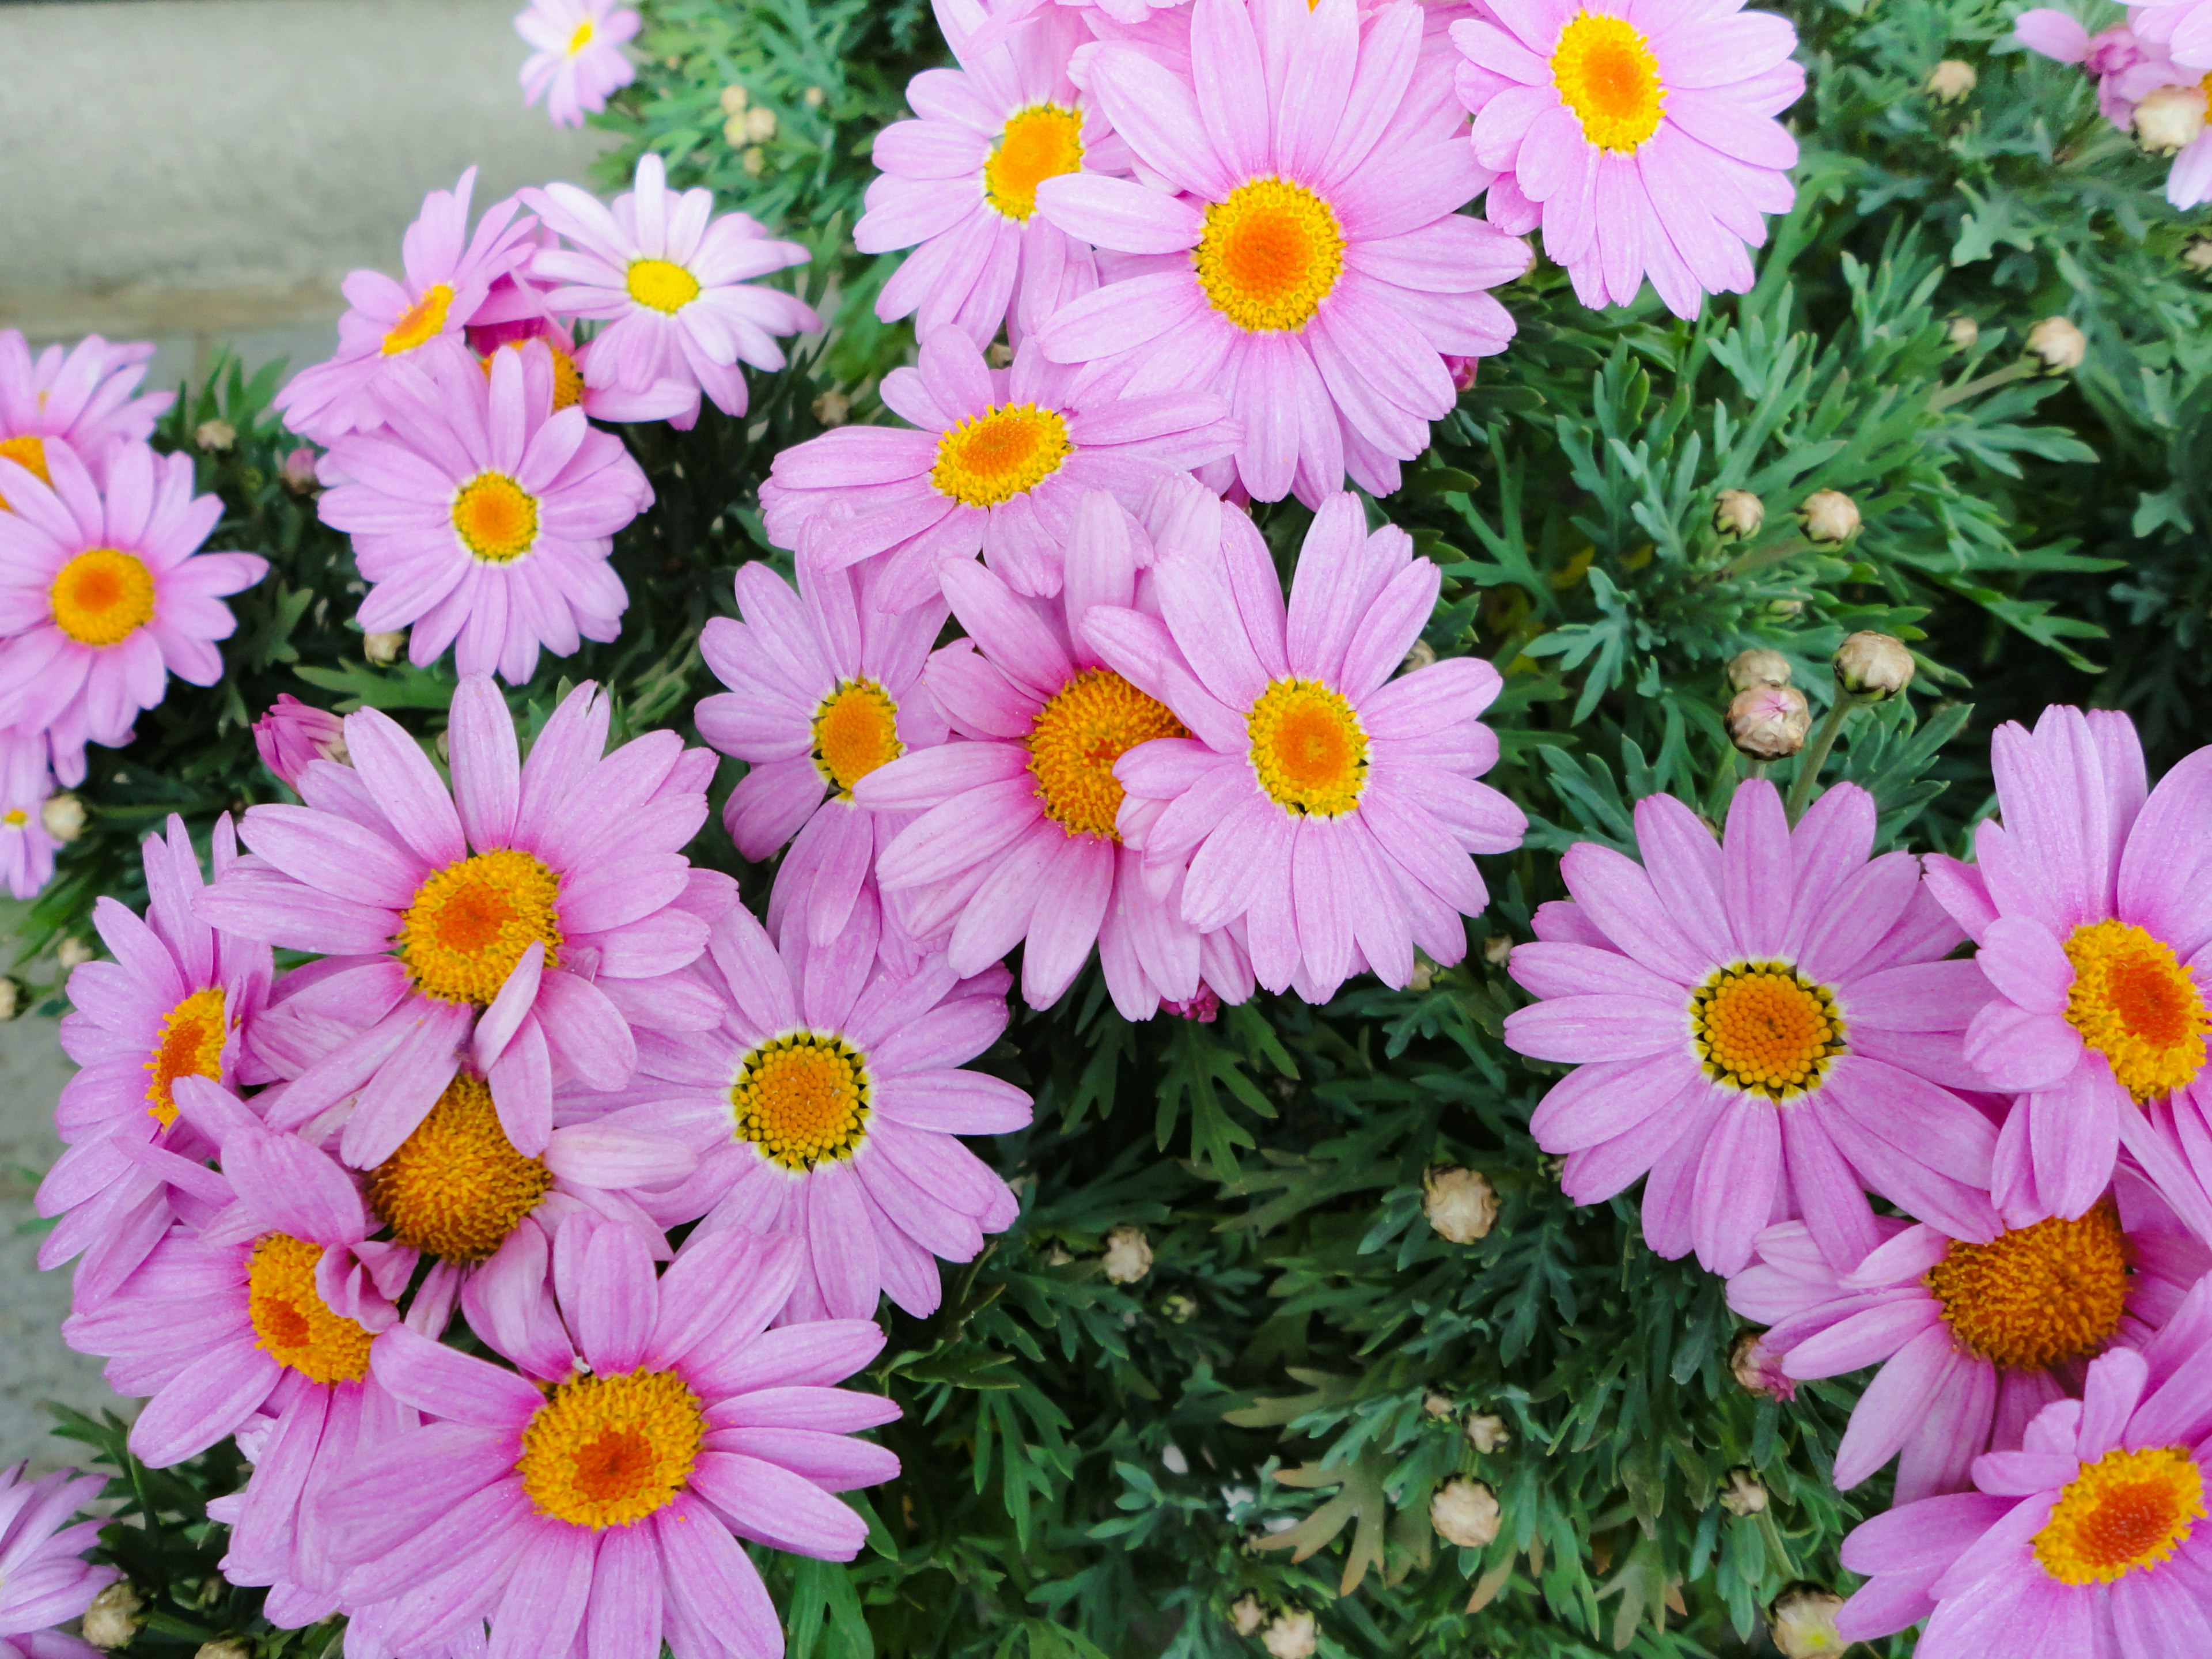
[
  {"x1": 1833, "y1": 631, "x2": 1915, "y2": 702},
  {"x1": 1799, "y1": 489, "x2": 1861, "y2": 544},
  {"x1": 803, "y1": 85, "x2": 826, "y2": 108},
  {"x1": 1103, "y1": 1225, "x2": 1153, "y2": 1285},
  {"x1": 1260, "y1": 1608, "x2": 1317, "y2": 1659},
  {"x1": 1430, "y1": 1478, "x2": 1503, "y2": 1549},
  {"x1": 1924, "y1": 59, "x2": 1977, "y2": 103},
  {"x1": 743, "y1": 146, "x2": 767, "y2": 176},
  {"x1": 1230, "y1": 1594, "x2": 1267, "y2": 1638},
  {"x1": 57, "y1": 937, "x2": 96, "y2": 971},
  {"x1": 2135, "y1": 82, "x2": 2207, "y2": 155},
  {"x1": 40, "y1": 791, "x2": 85, "y2": 843},
  {"x1": 745, "y1": 105, "x2": 778, "y2": 142},
  {"x1": 1769, "y1": 1586, "x2": 1849, "y2": 1658},
  {"x1": 195, "y1": 419, "x2": 237, "y2": 453},
  {"x1": 1719, "y1": 1468, "x2": 1768, "y2": 1517},
  {"x1": 362, "y1": 630, "x2": 407, "y2": 666},
  {"x1": 812, "y1": 389, "x2": 851, "y2": 427},
  {"x1": 1728, "y1": 684, "x2": 1811, "y2": 760},
  {"x1": 1423, "y1": 1166, "x2": 1498, "y2": 1244},
  {"x1": 1726, "y1": 648, "x2": 1791, "y2": 692},
  {"x1": 1945, "y1": 314, "x2": 1980, "y2": 350},
  {"x1": 82, "y1": 1583, "x2": 143, "y2": 1650},
  {"x1": 1465, "y1": 1412, "x2": 1511, "y2": 1454},
  {"x1": 719, "y1": 84, "x2": 749, "y2": 115},
  {"x1": 1713, "y1": 488, "x2": 1765, "y2": 539},
  {"x1": 2026, "y1": 316, "x2": 2088, "y2": 373}
]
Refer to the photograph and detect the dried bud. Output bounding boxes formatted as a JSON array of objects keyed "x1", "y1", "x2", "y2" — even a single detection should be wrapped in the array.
[
  {"x1": 1103, "y1": 1224, "x2": 1153, "y2": 1285},
  {"x1": 82, "y1": 1582, "x2": 142, "y2": 1650},
  {"x1": 1482, "y1": 934, "x2": 1512, "y2": 967},
  {"x1": 1768, "y1": 1587, "x2": 1848, "y2": 1659},
  {"x1": 1261, "y1": 1608, "x2": 1317, "y2": 1659},
  {"x1": 1230, "y1": 1593, "x2": 1267, "y2": 1638},
  {"x1": 718, "y1": 84, "x2": 749, "y2": 115},
  {"x1": 743, "y1": 147, "x2": 767, "y2": 176},
  {"x1": 363, "y1": 630, "x2": 407, "y2": 666},
  {"x1": 1422, "y1": 1391, "x2": 1456, "y2": 1419},
  {"x1": 986, "y1": 342, "x2": 1016, "y2": 369},
  {"x1": 1945, "y1": 314, "x2": 1980, "y2": 350},
  {"x1": 196, "y1": 1641, "x2": 255, "y2": 1659},
  {"x1": 1832, "y1": 631, "x2": 1915, "y2": 702},
  {"x1": 1726, "y1": 684, "x2": 1810, "y2": 760},
  {"x1": 1430, "y1": 1478, "x2": 1503, "y2": 1549},
  {"x1": 0, "y1": 977, "x2": 25, "y2": 1021},
  {"x1": 1423, "y1": 1166, "x2": 1498, "y2": 1244},
  {"x1": 40, "y1": 791, "x2": 85, "y2": 843},
  {"x1": 1444, "y1": 354, "x2": 1480, "y2": 392},
  {"x1": 812, "y1": 389, "x2": 851, "y2": 427},
  {"x1": 195, "y1": 419, "x2": 237, "y2": 453},
  {"x1": 1402, "y1": 638, "x2": 1437, "y2": 673},
  {"x1": 1798, "y1": 489, "x2": 1860, "y2": 543},
  {"x1": 2135, "y1": 82, "x2": 2207, "y2": 155},
  {"x1": 2026, "y1": 315, "x2": 2087, "y2": 373},
  {"x1": 1161, "y1": 1292, "x2": 1199, "y2": 1322},
  {"x1": 1719, "y1": 1468, "x2": 1768, "y2": 1517},
  {"x1": 2186, "y1": 237, "x2": 2212, "y2": 274},
  {"x1": 1712, "y1": 488, "x2": 1764, "y2": 539},
  {"x1": 1726, "y1": 648, "x2": 1791, "y2": 692},
  {"x1": 803, "y1": 85, "x2": 826, "y2": 108},
  {"x1": 1924, "y1": 59, "x2": 1976, "y2": 102},
  {"x1": 57, "y1": 937, "x2": 95, "y2": 971},
  {"x1": 1730, "y1": 1332, "x2": 1797, "y2": 1402},
  {"x1": 281, "y1": 445, "x2": 321, "y2": 494},
  {"x1": 253, "y1": 694, "x2": 350, "y2": 790},
  {"x1": 745, "y1": 105, "x2": 778, "y2": 142},
  {"x1": 1407, "y1": 955, "x2": 1437, "y2": 993},
  {"x1": 1465, "y1": 1412, "x2": 1511, "y2": 1454}
]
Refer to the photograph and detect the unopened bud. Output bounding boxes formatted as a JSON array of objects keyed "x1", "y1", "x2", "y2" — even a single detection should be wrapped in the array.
[
  {"x1": 196, "y1": 1641, "x2": 255, "y2": 1659},
  {"x1": 2135, "y1": 82, "x2": 2207, "y2": 154},
  {"x1": 1408, "y1": 954, "x2": 1437, "y2": 992},
  {"x1": 745, "y1": 105, "x2": 778, "y2": 142},
  {"x1": 1945, "y1": 315, "x2": 1979, "y2": 350},
  {"x1": 1924, "y1": 59, "x2": 1976, "y2": 102},
  {"x1": 1230, "y1": 1594, "x2": 1267, "y2": 1638},
  {"x1": 1465, "y1": 1412, "x2": 1511, "y2": 1454},
  {"x1": 1161, "y1": 1292, "x2": 1198, "y2": 1322},
  {"x1": 1482, "y1": 934, "x2": 1512, "y2": 967},
  {"x1": 195, "y1": 419, "x2": 237, "y2": 453},
  {"x1": 1727, "y1": 648, "x2": 1791, "y2": 692},
  {"x1": 743, "y1": 146, "x2": 767, "y2": 176},
  {"x1": 1444, "y1": 354, "x2": 1480, "y2": 392},
  {"x1": 1768, "y1": 1586, "x2": 1848, "y2": 1659},
  {"x1": 719, "y1": 84, "x2": 749, "y2": 115},
  {"x1": 1719, "y1": 1468, "x2": 1768, "y2": 1517},
  {"x1": 1728, "y1": 684, "x2": 1811, "y2": 760},
  {"x1": 1713, "y1": 488, "x2": 1764, "y2": 539},
  {"x1": 2186, "y1": 237, "x2": 2212, "y2": 274},
  {"x1": 281, "y1": 445, "x2": 321, "y2": 494},
  {"x1": 40, "y1": 791, "x2": 85, "y2": 843},
  {"x1": 57, "y1": 937, "x2": 95, "y2": 971},
  {"x1": 1430, "y1": 1478, "x2": 1503, "y2": 1549},
  {"x1": 1422, "y1": 1392, "x2": 1455, "y2": 1419},
  {"x1": 1799, "y1": 489, "x2": 1860, "y2": 543},
  {"x1": 803, "y1": 85, "x2": 826, "y2": 109},
  {"x1": 1165, "y1": 984, "x2": 1221, "y2": 1022},
  {"x1": 986, "y1": 342, "x2": 1016, "y2": 369},
  {"x1": 1103, "y1": 1224, "x2": 1153, "y2": 1285},
  {"x1": 2026, "y1": 315, "x2": 2087, "y2": 372},
  {"x1": 253, "y1": 695, "x2": 350, "y2": 790},
  {"x1": 82, "y1": 1582, "x2": 142, "y2": 1650},
  {"x1": 1261, "y1": 1609, "x2": 1317, "y2": 1659},
  {"x1": 362, "y1": 630, "x2": 407, "y2": 666},
  {"x1": 812, "y1": 389, "x2": 851, "y2": 428},
  {"x1": 1730, "y1": 1332, "x2": 1797, "y2": 1402},
  {"x1": 1833, "y1": 631, "x2": 1915, "y2": 702},
  {"x1": 1423, "y1": 1166, "x2": 1498, "y2": 1244},
  {"x1": 0, "y1": 977, "x2": 25, "y2": 1021},
  {"x1": 723, "y1": 114, "x2": 749, "y2": 147},
  {"x1": 1402, "y1": 638, "x2": 1437, "y2": 674}
]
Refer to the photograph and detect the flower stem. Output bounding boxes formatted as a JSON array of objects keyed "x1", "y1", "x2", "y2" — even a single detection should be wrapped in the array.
[
  {"x1": 1785, "y1": 697, "x2": 1856, "y2": 822},
  {"x1": 1928, "y1": 358, "x2": 2037, "y2": 413}
]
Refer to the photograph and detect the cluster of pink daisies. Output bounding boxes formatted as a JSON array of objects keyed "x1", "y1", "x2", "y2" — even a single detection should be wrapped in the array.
[{"x1": 2018, "y1": 0, "x2": 2212, "y2": 206}]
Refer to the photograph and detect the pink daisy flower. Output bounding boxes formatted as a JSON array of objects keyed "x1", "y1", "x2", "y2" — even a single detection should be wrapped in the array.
[
  {"x1": 315, "y1": 346, "x2": 652, "y2": 683},
  {"x1": 253, "y1": 694, "x2": 350, "y2": 792},
  {"x1": 1030, "y1": 0, "x2": 1527, "y2": 502},
  {"x1": 1923, "y1": 706, "x2": 2212, "y2": 1234},
  {"x1": 1835, "y1": 1334, "x2": 2212, "y2": 1654},
  {"x1": 759, "y1": 327, "x2": 1237, "y2": 608},
  {"x1": 0, "y1": 441, "x2": 267, "y2": 787},
  {"x1": 0, "y1": 1461, "x2": 119, "y2": 1659},
  {"x1": 696, "y1": 548, "x2": 948, "y2": 949},
  {"x1": 0, "y1": 728, "x2": 58, "y2": 899},
  {"x1": 0, "y1": 329, "x2": 173, "y2": 488},
  {"x1": 853, "y1": 487, "x2": 1249, "y2": 1015},
  {"x1": 198, "y1": 676, "x2": 729, "y2": 1171},
  {"x1": 1728, "y1": 1177, "x2": 2212, "y2": 1504},
  {"x1": 38, "y1": 814, "x2": 270, "y2": 1312},
  {"x1": 1452, "y1": 0, "x2": 1804, "y2": 318},
  {"x1": 608, "y1": 899, "x2": 1029, "y2": 1323},
  {"x1": 319, "y1": 1217, "x2": 900, "y2": 1659},
  {"x1": 857, "y1": 0, "x2": 1132, "y2": 344},
  {"x1": 1501, "y1": 778, "x2": 2005, "y2": 1278},
  {"x1": 516, "y1": 0, "x2": 640, "y2": 128},
  {"x1": 1081, "y1": 491, "x2": 1527, "y2": 1002},
  {"x1": 522, "y1": 154, "x2": 819, "y2": 424},
  {"x1": 275, "y1": 169, "x2": 537, "y2": 445}
]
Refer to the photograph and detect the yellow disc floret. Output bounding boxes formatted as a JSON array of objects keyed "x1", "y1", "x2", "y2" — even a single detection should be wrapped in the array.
[
  {"x1": 1027, "y1": 668, "x2": 1188, "y2": 839},
  {"x1": 1925, "y1": 1203, "x2": 2132, "y2": 1370},
  {"x1": 518, "y1": 1368, "x2": 706, "y2": 1529},
  {"x1": 145, "y1": 986, "x2": 227, "y2": 1130},
  {"x1": 567, "y1": 17, "x2": 596, "y2": 53},
  {"x1": 1194, "y1": 177, "x2": 1346, "y2": 334},
  {"x1": 1689, "y1": 961, "x2": 1846, "y2": 1100},
  {"x1": 364, "y1": 1074, "x2": 555, "y2": 1263},
  {"x1": 732, "y1": 1031, "x2": 871, "y2": 1171},
  {"x1": 812, "y1": 680, "x2": 904, "y2": 797},
  {"x1": 627, "y1": 259, "x2": 702, "y2": 314},
  {"x1": 2034, "y1": 1445, "x2": 2206, "y2": 1586},
  {"x1": 1248, "y1": 677, "x2": 1369, "y2": 817},
  {"x1": 382, "y1": 285, "x2": 455, "y2": 356},
  {"x1": 2063, "y1": 918, "x2": 2210, "y2": 1103},
  {"x1": 397, "y1": 849, "x2": 565, "y2": 1006},
  {"x1": 480, "y1": 342, "x2": 587, "y2": 412},
  {"x1": 1551, "y1": 12, "x2": 1668, "y2": 152},
  {"x1": 0, "y1": 434, "x2": 51, "y2": 510},
  {"x1": 452, "y1": 472, "x2": 541, "y2": 565},
  {"x1": 931, "y1": 404, "x2": 1073, "y2": 508},
  {"x1": 247, "y1": 1233, "x2": 376, "y2": 1385},
  {"x1": 984, "y1": 105, "x2": 1086, "y2": 221},
  {"x1": 50, "y1": 549, "x2": 156, "y2": 649}
]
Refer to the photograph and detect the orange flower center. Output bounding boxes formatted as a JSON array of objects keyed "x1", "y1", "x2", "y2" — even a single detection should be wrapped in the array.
[
  {"x1": 2063, "y1": 918, "x2": 2209, "y2": 1103},
  {"x1": 1552, "y1": 12, "x2": 1667, "y2": 151},
  {"x1": 452, "y1": 472, "x2": 540, "y2": 564},
  {"x1": 1248, "y1": 678, "x2": 1368, "y2": 817},
  {"x1": 1925, "y1": 1203, "x2": 2131, "y2": 1370},
  {"x1": 144, "y1": 986, "x2": 227, "y2": 1130},
  {"x1": 626, "y1": 259, "x2": 701, "y2": 314},
  {"x1": 479, "y1": 342, "x2": 586, "y2": 412},
  {"x1": 2034, "y1": 1445, "x2": 2206, "y2": 1586},
  {"x1": 1689, "y1": 961, "x2": 1846, "y2": 1100},
  {"x1": 382, "y1": 285, "x2": 455, "y2": 356},
  {"x1": 0, "y1": 433, "x2": 51, "y2": 510},
  {"x1": 731, "y1": 1031, "x2": 870, "y2": 1171},
  {"x1": 50, "y1": 548, "x2": 156, "y2": 647},
  {"x1": 1027, "y1": 668, "x2": 1188, "y2": 840},
  {"x1": 931, "y1": 404, "x2": 1072, "y2": 507},
  {"x1": 518, "y1": 1369, "x2": 705, "y2": 1529},
  {"x1": 984, "y1": 105, "x2": 1086, "y2": 222},
  {"x1": 1195, "y1": 177, "x2": 1345, "y2": 334},
  {"x1": 397, "y1": 850, "x2": 564, "y2": 1005},
  {"x1": 248, "y1": 1233, "x2": 375, "y2": 1385},
  {"x1": 812, "y1": 679, "x2": 903, "y2": 798},
  {"x1": 364, "y1": 1074, "x2": 555, "y2": 1263}
]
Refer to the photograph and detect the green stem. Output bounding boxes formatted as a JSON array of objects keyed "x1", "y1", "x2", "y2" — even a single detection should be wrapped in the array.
[
  {"x1": 1715, "y1": 534, "x2": 1816, "y2": 583},
  {"x1": 1785, "y1": 697, "x2": 1856, "y2": 823},
  {"x1": 1927, "y1": 358, "x2": 2037, "y2": 413}
]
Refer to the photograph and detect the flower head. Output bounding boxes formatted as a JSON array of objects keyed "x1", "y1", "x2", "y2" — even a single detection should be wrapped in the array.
[
  {"x1": 254, "y1": 695, "x2": 350, "y2": 791},
  {"x1": 0, "y1": 331, "x2": 173, "y2": 487},
  {"x1": 516, "y1": 0, "x2": 640, "y2": 127},
  {"x1": 0, "y1": 728, "x2": 58, "y2": 900},
  {"x1": 0, "y1": 1461, "x2": 119, "y2": 1658}
]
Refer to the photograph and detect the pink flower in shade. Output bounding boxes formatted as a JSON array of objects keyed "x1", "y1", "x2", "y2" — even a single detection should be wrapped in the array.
[
  {"x1": 0, "y1": 728, "x2": 58, "y2": 899},
  {"x1": 853, "y1": 488, "x2": 1255, "y2": 1016},
  {"x1": 1081, "y1": 491, "x2": 1527, "y2": 1003},
  {"x1": 254, "y1": 694, "x2": 350, "y2": 791},
  {"x1": 1728, "y1": 1175, "x2": 2212, "y2": 1505},
  {"x1": 516, "y1": 0, "x2": 639, "y2": 127},
  {"x1": 1452, "y1": 0, "x2": 1804, "y2": 319},
  {"x1": 37, "y1": 816, "x2": 270, "y2": 1313},
  {"x1": 522, "y1": 154, "x2": 820, "y2": 423},
  {"x1": 1030, "y1": 0, "x2": 1527, "y2": 503},
  {"x1": 1834, "y1": 1334, "x2": 2212, "y2": 1655},
  {"x1": 2020, "y1": 9, "x2": 2212, "y2": 205},
  {"x1": 857, "y1": 0, "x2": 1133, "y2": 346},
  {"x1": 0, "y1": 1462, "x2": 119, "y2": 1659},
  {"x1": 317, "y1": 1218, "x2": 900, "y2": 1659},
  {"x1": 1922, "y1": 707, "x2": 2212, "y2": 1238},
  {"x1": 1501, "y1": 778, "x2": 2007, "y2": 1279},
  {"x1": 315, "y1": 347, "x2": 652, "y2": 683},
  {"x1": 759, "y1": 327, "x2": 1238, "y2": 608},
  {"x1": 0, "y1": 442, "x2": 267, "y2": 787},
  {"x1": 197, "y1": 677, "x2": 731, "y2": 1172},
  {"x1": 695, "y1": 549, "x2": 948, "y2": 950},
  {"x1": 275, "y1": 169, "x2": 537, "y2": 445},
  {"x1": 605, "y1": 900, "x2": 1030, "y2": 1324},
  {"x1": 0, "y1": 330, "x2": 173, "y2": 487}
]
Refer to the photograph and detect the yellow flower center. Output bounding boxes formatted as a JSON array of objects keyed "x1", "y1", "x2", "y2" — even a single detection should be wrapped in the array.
[
  {"x1": 397, "y1": 849, "x2": 565, "y2": 1005},
  {"x1": 1248, "y1": 678, "x2": 1368, "y2": 817},
  {"x1": 2034, "y1": 1445, "x2": 2206, "y2": 1586},
  {"x1": 50, "y1": 548, "x2": 156, "y2": 648},
  {"x1": 1194, "y1": 177, "x2": 1346, "y2": 334},
  {"x1": 364, "y1": 1074, "x2": 555, "y2": 1263},
  {"x1": 2, "y1": 809, "x2": 24, "y2": 827},
  {"x1": 731, "y1": 1031, "x2": 870, "y2": 1172},
  {"x1": 451, "y1": 472, "x2": 541, "y2": 565},
  {"x1": 1689, "y1": 961, "x2": 1846, "y2": 1100},
  {"x1": 2063, "y1": 918, "x2": 2209, "y2": 1103},
  {"x1": 567, "y1": 17, "x2": 596, "y2": 53},
  {"x1": 247, "y1": 1233, "x2": 376, "y2": 1385},
  {"x1": 1925, "y1": 1203, "x2": 2130, "y2": 1370},
  {"x1": 518, "y1": 1369, "x2": 705, "y2": 1530},
  {"x1": 626, "y1": 259, "x2": 701, "y2": 314},
  {"x1": 812, "y1": 679, "x2": 903, "y2": 798},
  {"x1": 930, "y1": 404, "x2": 1073, "y2": 509},
  {"x1": 480, "y1": 342, "x2": 586, "y2": 412},
  {"x1": 382, "y1": 284, "x2": 455, "y2": 356},
  {"x1": 144, "y1": 986, "x2": 227, "y2": 1130},
  {"x1": 0, "y1": 433, "x2": 51, "y2": 510},
  {"x1": 1027, "y1": 668, "x2": 1189, "y2": 840},
  {"x1": 984, "y1": 104, "x2": 1086, "y2": 221},
  {"x1": 1551, "y1": 12, "x2": 1667, "y2": 152}
]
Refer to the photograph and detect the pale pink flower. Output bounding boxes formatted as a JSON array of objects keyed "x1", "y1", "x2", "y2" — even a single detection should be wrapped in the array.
[{"x1": 516, "y1": 0, "x2": 640, "y2": 127}]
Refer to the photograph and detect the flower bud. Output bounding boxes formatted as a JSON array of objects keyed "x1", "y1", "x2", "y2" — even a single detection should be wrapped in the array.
[
  {"x1": 1230, "y1": 1594, "x2": 1267, "y2": 1637},
  {"x1": 195, "y1": 419, "x2": 237, "y2": 453},
  {"x1": 1482, "y1": 934, "x2": 1512, "y2": 967},
  {"x1": 1407, "y1": 954, "x2": 1437, "y2": 992},
  {"x1": 1262, "y1": 1609, "x2": 1317, "y2": 1659},
  {"x1": 743, "y1": 147, "x2": 767, "y2": 176},
  {"x1": 2135, "y1": 82, "x2": 2207, "y2": 154},
  {"x1": 363, "y1": 630, "x2": 407, "y2": 666},
  {"x1": 0, "y1": 976, "x2": 25, "y2": 1021},
  {"x1": 1799, "y1": 489, "x2": 1860, "y2": 543},
  {"x1": 745, "y1": 105, "x2": 778, "y2": 142},
  {"x1": 1945, "y1": 315, "x2": 1979, "y2": 350},
  {"x1": 1165, "y1": 984, "x2": 1221, "y2": 1021},
  {"x1": 1713, "y1": 488, "x2": 1764, "y2": 539},
  {"x1": 1430, "y1": 1478, "x2": 1503, "y2": 1549},
  {"x1": 1103, "y1": 1224, "x2": 1153, "y2": 1285},
  {"x1": 1768, "y1": 1587, "x2": 1848, "y2": 1659},
  {"x1": 1444, "y1": 354, "x2": 1480, "y2": 392},
  {"x1": 723, "y1": 114, "x2": 749, "y2": 147},
  {"x1": 1730, "y1": 1332, "x2": 1797, "y2": 1402},
  {"x1": 1402, "y1": 638, "x2": 1437, "y2": 673},
  {"x1": 2187, "y1": 237, "x2": 2212, "y2": 274},
  {"x1": 1924, "y1": 59, "x2": 1976, "y2": 102},
  {"x1": 1161, "y1": 1292, "x2": 1198, "y2": 1323},
  {"x1": 40, "y1": 791, "x2": 85, "y2": 843},
  {"x1": 812, "y1": 389, "x2": 851, "y2": 428},
  {"x1": 1465, "y1": 1412, "x2": 1511, "y2": 1454},
  {"x1": 1727, "y1": 684, "x2": 1811, "y2": 760},
  {"x1": 1832, "y1": 631, "x2": 1915, "y2": 702},
  {"x1": 2026, "y1": 316, "x2": 2087, "y2": 373},
  {"x1": 57, "y1": 937, "x2": 95, "y2": 971},
  {"x1": 82, "y1": 1582, "x2": 142, "y2": 1650},
  {"x1": 281, "y1": 445, "x2": 321, "y2": 494},
  {"x1": 196, "y1": 1641, "x2": 255, "y2": 1659},
  {"x1": 803, "y1": 85, "x2": 826, "y2": 109},
  {"x1": 1422, "y1": 1392, "x2": 1456, "y2": 1419},
  {"x1": 1726, "y1": 648, "x2": 1791, "y2": 692},
  {"x1": 1423, "y1": 1166, "x2": 1498, "y2": 1244},
  {"x1": 255, "y1": 694, "x2": 351, "y2": 789},
  {"x1": 1719, "y1": 1468, "x2": 1768, "y2": 1517},
  {"x1": 719, "y1": 84, "x2": 749, "y2": 115}
]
